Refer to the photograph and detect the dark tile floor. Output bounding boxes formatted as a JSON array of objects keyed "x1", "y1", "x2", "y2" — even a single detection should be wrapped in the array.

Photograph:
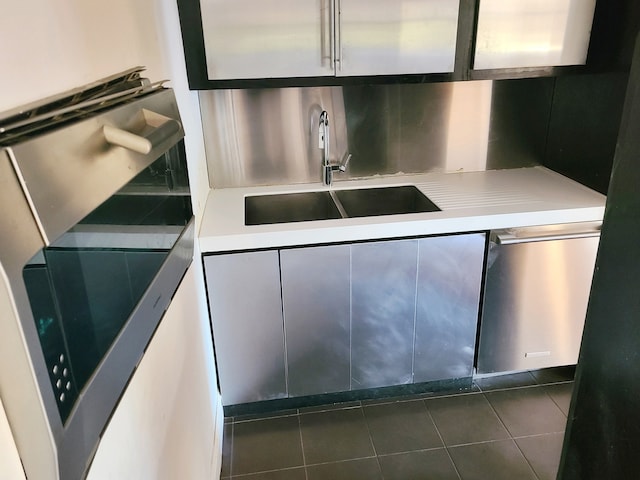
[{"x1": 221, "y1": 367, "x2": 574, "y2": 480}]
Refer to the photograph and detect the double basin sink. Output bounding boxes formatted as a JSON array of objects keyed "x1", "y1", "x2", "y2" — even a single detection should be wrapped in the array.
[{"x1": 245, "y1": 185, "x2": 440, "y2": 225}]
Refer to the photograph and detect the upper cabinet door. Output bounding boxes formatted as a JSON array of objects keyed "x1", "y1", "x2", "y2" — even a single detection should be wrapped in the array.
[
  {"x1": 200, "y1": 0, "x2": 335, "y2": 80},
  {"x1": 474, "y1": 0, "x2": 597, "y2": 70},
  {"x1": 337, "y1": 0, "x2": 460, "y2": 76}
]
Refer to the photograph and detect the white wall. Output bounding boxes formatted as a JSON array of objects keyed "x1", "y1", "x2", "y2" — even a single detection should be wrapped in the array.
[
  {"x1": 87, "y1": 261, "x2": 222, "y2": 480},
  {"x1": 0, "y1": 1, "x2": 221, "y2": 478}
]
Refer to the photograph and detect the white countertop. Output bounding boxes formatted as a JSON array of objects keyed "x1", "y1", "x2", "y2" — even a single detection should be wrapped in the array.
[{"x1": 198, "y1": 167, "x2": 606, "y2": 253}]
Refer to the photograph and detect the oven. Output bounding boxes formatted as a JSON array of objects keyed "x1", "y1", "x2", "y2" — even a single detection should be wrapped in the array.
[{"x1": 0, "y1": 70, "x2": 194, "y2": 479}]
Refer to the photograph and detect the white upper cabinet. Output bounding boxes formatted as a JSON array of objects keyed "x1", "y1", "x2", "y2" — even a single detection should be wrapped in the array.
[
  {"x1": 474, "y1": 0, "x2": 597, "y2": 70},
  {"x1": 337, "y1": 0, "x2": 460, "y2": 76},
  {"x1": 200, "y1": 0, "x2": 460, "y2": 80}
]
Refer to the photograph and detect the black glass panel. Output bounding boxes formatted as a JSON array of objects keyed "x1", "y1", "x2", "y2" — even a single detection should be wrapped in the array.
[{"x1": 22, "y1": 141, "x2": 192, "y2": 423}]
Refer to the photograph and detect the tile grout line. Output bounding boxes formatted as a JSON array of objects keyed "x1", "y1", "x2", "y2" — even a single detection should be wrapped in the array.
[
  {"x1": 360, "y1": 405, "x2": 385, "y2": 478},
  {"x1": 296, "y1": 414, "x2": 309, "y2": 480},
  {"x1": 482, "y1": 392, "x2": 541, "y2": 480},
  {"x1": 229, "y1": 421, "x2": 234, "y2": 478},
  {"x1": 422, "y1": 399, "x2": 463, "y2": 480}
]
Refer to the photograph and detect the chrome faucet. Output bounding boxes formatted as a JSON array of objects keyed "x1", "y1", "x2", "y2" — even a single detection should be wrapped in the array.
[{"x1": 319, "y1": 110, "x2": 350, "y2": 186}]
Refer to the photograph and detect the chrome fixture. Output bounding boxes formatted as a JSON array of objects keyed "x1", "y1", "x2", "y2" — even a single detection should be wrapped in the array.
[{"x1": 319, "y1": 110, "x2": 350, "y2": 186}]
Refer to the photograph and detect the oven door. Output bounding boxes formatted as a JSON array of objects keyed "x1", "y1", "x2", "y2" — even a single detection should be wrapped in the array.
[{"x1": 0, "y1": 89, "x2": 193, "y2": 480}]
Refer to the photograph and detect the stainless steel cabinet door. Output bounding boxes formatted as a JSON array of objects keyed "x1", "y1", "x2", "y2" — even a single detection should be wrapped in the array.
[
  {"x1": 474, "y1": 0, "x2": 596, "y2": 70},
  {"x1": 351, "y1": 239, "x2": 419, "y2": 389},
  {"x1": 414, "y1": 233, "x2": 485, "y2": 382},
  {"x1": 281, "y1": 245, "x2": 351, "y2": 396},
  {"x1": 337, "y1": 0, "x2": 460, "y2": 76},
  {"x1": 200, "y1": 0, "x2": 334, "y2": 80},
  {"x1": 204, "y1": 251, "x2": 287, "y2": 405}
]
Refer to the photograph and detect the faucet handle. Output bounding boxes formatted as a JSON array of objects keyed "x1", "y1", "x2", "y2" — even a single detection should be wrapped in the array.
[{"x1": 338, "y1": 153, "x2": 352, "y2": 172}]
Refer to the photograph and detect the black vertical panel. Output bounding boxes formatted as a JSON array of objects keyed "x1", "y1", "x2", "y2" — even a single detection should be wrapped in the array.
[
  {"x1": 558, "y1": 35, "x2": 640, "y2": 480},
  {"x1": 544, "y1": 72, "x2": 629, "y2": 194}
]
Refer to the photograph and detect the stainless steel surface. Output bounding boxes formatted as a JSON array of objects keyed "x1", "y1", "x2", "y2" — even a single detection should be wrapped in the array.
[
  {"x1": 199, "y1": 80, "x2": 550, "y2": 188},
  {"x1": 200, "y1": 0, "x2": 334, "y2": 80},
  {"x1": 281, "y1": 245, "x2": 351, "y2": 396},
  {"x1": 243, "y1": 185, "x2": 440, "y2": 225},
  {"x1": 477, "y1": 224, "x2": 600, "y2": 373},
  {"x1": 0, "y1": 87, "x2": 193, "y2": 480},
  {"x1": 414, "y1": 233, "x2": 485, "y2": 382},
  {"x1": 351, "y1": 239, "x2": 418, "y2": 389},
  {"x1": 204, "y1": 251, "x2": 287, "y2": 405},
  {"x1": 245, "y1": 191, "x2": 342, "y2": 225},
  {"x1": 474, "y1": 0, "x2": 597, "y2": 70},
  {"x1": 493, "y1": 222, "x2": 601, "y2": 244},
  {"x1": 334, "y1": 185, "x2": 440, "y2": 218},
  {"x1": 337, "y1": 0, "x2": 459, "y2": 76},
  {"x1": 8, "y1": 89, "x2": 184, "y2": 245},
  {"x1": 199, "y1": 0, "x2": 458, "y2": 80}
]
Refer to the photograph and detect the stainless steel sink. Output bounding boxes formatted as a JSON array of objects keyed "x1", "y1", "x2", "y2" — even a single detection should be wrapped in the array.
[
  {"x1": 334, "y1": 185, "x2": 440, "y2": 218},
  {"x1": 245, "y1": 191, "x2": 342, "y2": 225},
  {"x1": 245, "y1": 185, "x2": 440, "y2": 225}
]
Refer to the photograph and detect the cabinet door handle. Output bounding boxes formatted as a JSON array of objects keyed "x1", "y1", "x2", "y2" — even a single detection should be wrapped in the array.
[
  {"x1": 320, "y1": 0, "x2": 335, "y2": 68},
  {"x1": 103, "y1": 109, "x2": 181, "y2": 155},
  {"x1": 335, "y1": 0, "x2": 342, "y2": 71}
]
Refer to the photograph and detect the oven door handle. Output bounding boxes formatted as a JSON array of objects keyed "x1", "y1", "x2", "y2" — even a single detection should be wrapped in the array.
[{"x1": 103, "y1": 110, "x2": 181, "y2": 155}]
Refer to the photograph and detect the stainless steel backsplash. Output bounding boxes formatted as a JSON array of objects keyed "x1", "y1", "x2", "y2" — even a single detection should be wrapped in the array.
[{"x1": 199, "y1": 79, "x2": 554, "y2": 188}]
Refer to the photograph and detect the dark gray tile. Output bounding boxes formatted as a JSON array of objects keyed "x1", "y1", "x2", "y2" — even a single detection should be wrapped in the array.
[
  {"x1": 449, "y1": 440, "x2": 537, "y2": 480},
  {"x1": 474, "y1": 372, "x2": 537, "y2": 391},
  {"x1": 232, "y1": 467, "x2": 307, "y2": 480},
  {"x1": 378, "y1": 449, "x2": 459, "y2": 480},
  {"x1": 530, "y1": 366, "x2": 576, "y2": 385},
  {"x1": 232, "y1": 416, "x2": 303, "y2": 475},
  {"x1": 425, "y1": 393, "x2": 510, "y2": 446},
  {"x1": 306, "y1": 458, "x2": 382, "y2": 480},
  {"x1": 300, "y1": 408, "x2": 375, "y2": 464},
  {"x1": 545, "y1": 382, "x2": 574, "y2": 416},
  {"x1": 222, "y1": 423, "x2": 232, "y2": 478},
  {"x1": 485, "y1": 386, "x2": 567, "y2": 437},
  {"x1": 364, "y1": 400, "x2": 443, "y2": 454},
  {"x1": 516, "y1": 433, "x2": 565, "y2": 480}
]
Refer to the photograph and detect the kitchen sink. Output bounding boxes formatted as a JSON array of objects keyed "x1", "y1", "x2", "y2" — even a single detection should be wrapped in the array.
[
  {"x1": 334, "y1": 185, "x2": 440, "y2": 218},
  {"x1": 245, "y1": 185, "x2": 440, "y2": 225},
  {"x1": 245, "y1": 191, "x2": 342, "y2": 225}
]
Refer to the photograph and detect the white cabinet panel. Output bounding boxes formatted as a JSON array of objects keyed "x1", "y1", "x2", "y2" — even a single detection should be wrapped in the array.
[
  {"x1": 474, "y1": 0, "x2": 596, "y2": 70},
  {"x1": 338, "y1": 0, "x2": 459, "y2": 76},
  {"x1": 201, "y1": 0, "x2": 334, "y2": 80}
]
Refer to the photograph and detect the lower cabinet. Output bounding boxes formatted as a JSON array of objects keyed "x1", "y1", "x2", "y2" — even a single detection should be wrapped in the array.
[
  {"x1": 280, "y1": 245, "x2": 351, "y2": 397},
  {"x1": 414, "y1": 234, "x2": 487, "y2": 382},
  {"x1": 204, "y1": 233, "x2": 486, "y2": 406},
  {"x1": 203, "y1": 251, "x2": 287, "y2": 405}
]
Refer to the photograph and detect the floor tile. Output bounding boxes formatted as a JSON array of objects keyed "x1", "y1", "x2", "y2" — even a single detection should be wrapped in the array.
[
  {"x1": 306, "y1": 458, "x2": 382, "y2": 480},
  {"x1": 300, "y1": 407, "x2": 375, "y2": 464},
  {"x1": 222, "y1": 423, "x2": 232, "y2": 478},
  {"x1": 516, "y1": 433, "x2": 565, "y2": 480},
  {"x1": 545, "y1": 382, "x2": 574, "y2": 416},
  {"x1": 485, "y1": 387, "x2": 567, "y2": 437},
  {"x1": 378, "y1": 449, "x2": 460, "y2": 480},
  {"x1": 448, "y1": 440, "x2": 537, "y2": 480},
  {"x1": 475, "y1": 371, "x2": 537, "y2": 391},
  {"x1": 425, "y1": 393, "x2": 510, "y2": 446},
  {"x1": 231, "y1": 467, "x2": 307, "y2": 480},
  {"x1": 232, "y1": 416, "x2": 303, "y2": 476},
  {"x1": 364, "y1": 400, "x2": 443, "y2": 454},
  {"x1": 530, "y1": 366, "x2": 575, "y2": 385}
]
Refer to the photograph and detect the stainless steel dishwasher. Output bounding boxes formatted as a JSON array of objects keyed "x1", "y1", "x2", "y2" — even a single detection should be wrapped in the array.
[{"x1": 477, "y1": 222, "x2": 601, "y2": 374}]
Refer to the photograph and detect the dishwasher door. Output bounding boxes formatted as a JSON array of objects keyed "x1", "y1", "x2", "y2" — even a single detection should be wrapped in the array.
[{"x1": 477, "y1": 222, "x2": 601, "y2": 374}]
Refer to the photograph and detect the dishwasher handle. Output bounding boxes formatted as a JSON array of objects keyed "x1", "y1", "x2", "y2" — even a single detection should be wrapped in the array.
[{"x1": 493, "y1": 222, "x2": 601, "y2": 245}]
